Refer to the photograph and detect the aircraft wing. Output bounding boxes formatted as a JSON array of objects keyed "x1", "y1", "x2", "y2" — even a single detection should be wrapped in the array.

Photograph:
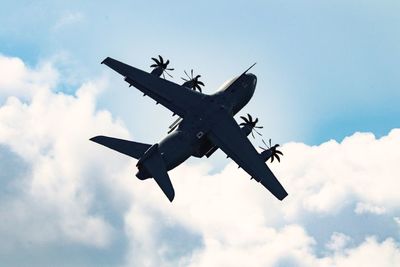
[
  {"x1": 207, "y1": 110, "x2": 288, "y2": 200},
  {"x1": 102, "y1": 57, "x2": 203, "y2": 118}
]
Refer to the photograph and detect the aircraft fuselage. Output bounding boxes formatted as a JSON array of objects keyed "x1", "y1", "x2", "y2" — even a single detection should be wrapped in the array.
[{"x1": 136, "y1": 74, "x2": 257, "y2": 179}]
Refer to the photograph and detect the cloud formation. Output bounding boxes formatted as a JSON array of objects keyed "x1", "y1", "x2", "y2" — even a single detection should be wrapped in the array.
[
  {"x1": 0, "y1": 54, "x2": 129, "y2": 253},
  {"x1": 0, "y1": 54, "x2": 399, "y2": 266},
  {"x1": 0, "y1": 54, "x2": 58, "y2": 100}
]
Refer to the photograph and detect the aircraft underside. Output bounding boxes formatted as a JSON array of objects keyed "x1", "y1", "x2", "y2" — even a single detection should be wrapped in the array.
[{"x1": 91, "y1": 55, "x2": 288, "y2": 202}]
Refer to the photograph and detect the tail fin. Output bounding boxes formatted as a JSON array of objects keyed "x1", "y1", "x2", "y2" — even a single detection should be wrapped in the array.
[
  {"x1": 90, "y1": 136, "x2": 151, "y2": 159},
  {"x1": 139, "y1": 144, "x2": 175, "y2": 202}
]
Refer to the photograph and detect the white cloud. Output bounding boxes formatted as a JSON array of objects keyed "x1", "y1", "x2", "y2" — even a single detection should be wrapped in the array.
[
  {"x1": 270, "y1": 131, "x2": 400, "y2": 219},
  {"x1": 116, "y1": 129, "x2": 400, "y2": 266},
  {"x1": 326, "y1": 232, "x2": 351, "y2": 251},
  {"x1": 330, "y1": 237, "x2": 400, "y2": 267},
  {"x1": 187, "y1": 224, "x2": 317, "y2": 267},
  {"x1": 0, "y1": 54, "x2": 58, "y2": 100},
  {"x1": 0, "y1": 55, "x2": 130, "y2": 250},
  {"x1": 355, "y1": 202, "x2": 386, "y2": 215}
]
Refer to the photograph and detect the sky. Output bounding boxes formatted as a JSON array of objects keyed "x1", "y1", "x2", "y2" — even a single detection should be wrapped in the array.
[{"x1": 0, "y1": 1, "x2": 399, "y2": 266}]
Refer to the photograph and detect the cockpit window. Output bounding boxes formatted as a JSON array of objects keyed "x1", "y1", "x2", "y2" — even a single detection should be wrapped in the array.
[{"x1": 216, "y1": 76, "x2": 238, "y2": 92}]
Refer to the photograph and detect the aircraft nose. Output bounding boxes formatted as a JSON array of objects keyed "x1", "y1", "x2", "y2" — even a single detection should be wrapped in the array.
[{"x1": 246, "y1": 73, "x2": 257, "y2": 88}]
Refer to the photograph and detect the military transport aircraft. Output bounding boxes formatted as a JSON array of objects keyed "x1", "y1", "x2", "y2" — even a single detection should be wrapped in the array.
[{"x1": 91, "y1": 56, "x2": 288, "y2": 202}]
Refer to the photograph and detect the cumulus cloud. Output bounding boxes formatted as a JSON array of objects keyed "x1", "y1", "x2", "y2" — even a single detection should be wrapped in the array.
[
  {"x1": 0, "y1": 54, "x2": 58, "y2": 100},
  {"x1": 271, "y1": 131, "x2": 400, "y2": 219},
  {"x1": 330, "y1": 237, "x2": 400, "y2": 267},
  {"x1": 326, "y1": 232, "x2": 351, "y2": 251},
  {"x1": 0, "y1": 55, "x2": 130, "y2": 251},
  {"x1": 354, "y1": 202, "x2": 386, "y2": 215},
  {"x1": 0, "y1": 54, "x2": 399, "y2": 266},
  {"x1": 121, "y1": 129, "x2": 400, "y2": 266}
]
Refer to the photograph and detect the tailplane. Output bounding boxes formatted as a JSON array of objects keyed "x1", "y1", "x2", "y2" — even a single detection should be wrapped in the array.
[{"x1": 90, "y1": 136, "x2": 151, "y2": 159}]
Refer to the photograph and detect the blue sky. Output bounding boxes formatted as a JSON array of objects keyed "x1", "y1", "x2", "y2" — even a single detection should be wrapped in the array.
[
  {"x1": 0, "y1": 1, "x2": 400, "y2": 266},
  {"x1": 1, "y1": 0, "x2": 399, "y2": 144}
]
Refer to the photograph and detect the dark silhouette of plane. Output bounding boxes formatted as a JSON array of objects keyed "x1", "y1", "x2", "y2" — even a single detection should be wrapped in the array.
[{"x1": 90, "y1": 56, "x2": 288, "y2": 202}]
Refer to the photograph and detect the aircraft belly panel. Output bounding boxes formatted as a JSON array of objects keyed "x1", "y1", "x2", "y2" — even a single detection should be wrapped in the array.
[{"x1": 158, "y1": 131, "x2": 195, "y2": 171}]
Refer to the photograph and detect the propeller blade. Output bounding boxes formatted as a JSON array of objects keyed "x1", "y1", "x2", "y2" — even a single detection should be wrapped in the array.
[
  {"x1": 271, "y1": 155, "x2": 274, "y2": 163},
  {"x1": 165, "y1": 59, "x2": 170, "y2": 65},
  {"x1": 167, "y1": 68, "x2": 174, "y2": 71},
  {"x1": 191, "y1": 69, "x2": 193, "y2": 79},
  {"x1": 240, "y1": 116, "x2": 249, "y2": 123},
  {"x1": 158, "y1": 55, "x2": 164, "y2": 64},
  {"x1": 151, "y1": 57, "x2": 160, "y2": 65},
  {"x1": 276, "y1": 150, "x2": 283, "y2": 156},
  {"x1": 183, "y1": 70, "x2": 190, "y2": 79},
  {"x1": 164, "y1": 70, "x2": 173, "y2": 78},
  {"x1": 276, "y1": 154, "x2": 281, "y2": 162},
  {"x1": 254, "y1": 129, "x2": 263, "y2": 136},
  {"x1": 269, "y1": 139, "x2": 272, "y2": 148},
  {"x1": 150, "y1": 64, "x2": 158, "y2": 68},
  {"x1": 197, "y1": 81, "x2": 205, "y2": 86},
  {"x1": 248, "y1": 113, "x2": 253, "y2": 122},
  {"x1": 262, "y1": 139, "x2": 269, "y2": 148}
]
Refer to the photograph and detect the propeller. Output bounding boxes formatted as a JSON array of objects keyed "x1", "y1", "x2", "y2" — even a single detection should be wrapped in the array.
[
  {"x1": 259, "y1": 139, "x2": 283, "y2": 163},
  {"x1": 181, "y1": 69, "x2": 204, "y2": 92},
  {"x1": 150, "y1": 55, "x2": 174, "y2": 79},
  {"x1": 239, "y1": 113, "x2": 263, "y2": 138}
]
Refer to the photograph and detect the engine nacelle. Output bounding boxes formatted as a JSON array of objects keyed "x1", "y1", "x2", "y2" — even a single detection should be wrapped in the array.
[{"x1": 260, "y1": 149, "x2": 273, "y2": 162}]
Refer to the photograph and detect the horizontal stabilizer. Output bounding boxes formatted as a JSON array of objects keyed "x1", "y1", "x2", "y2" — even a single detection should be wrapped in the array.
[{"x1": 90, "y1": 136, "x2": 151, "y2": 159}]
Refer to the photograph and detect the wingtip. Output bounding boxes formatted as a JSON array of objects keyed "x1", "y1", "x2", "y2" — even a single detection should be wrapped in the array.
[
  {"x1": 101, "y1": 57, "x2": 111, "y2": 64},
  {"x1": 89, "y1": 136, "x2": 103, "y2": 142},
  {"x1": 278, "y1": 190, "x2": 288, "y2": 201}
]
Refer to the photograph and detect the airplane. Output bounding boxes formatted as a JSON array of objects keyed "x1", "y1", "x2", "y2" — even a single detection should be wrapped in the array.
[{"x1": 90, "y1": 55, "x2": 288, "y2": 202}]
